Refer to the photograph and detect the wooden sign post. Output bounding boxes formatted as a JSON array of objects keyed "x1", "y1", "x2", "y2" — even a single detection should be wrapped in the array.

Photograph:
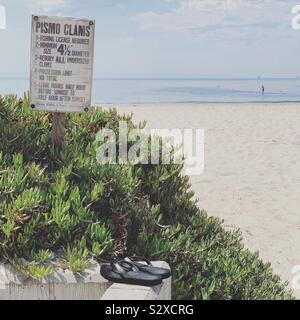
[
  {"x1": 29, "y1": 15, "x2": 95, "y2": 151},
  {"x1": 52, "y1": 113, "x2": 66, "y2": 152}
]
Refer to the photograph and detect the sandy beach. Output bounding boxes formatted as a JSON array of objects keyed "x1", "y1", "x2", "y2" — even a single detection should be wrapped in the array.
[{"x1": 103, "y1": 103, "x2": 300, "y2": 296}]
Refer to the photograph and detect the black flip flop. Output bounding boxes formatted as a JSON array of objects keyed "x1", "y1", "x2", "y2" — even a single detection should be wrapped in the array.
[
  {"x1": 100, "y1": 260, "x2": 163, "y2": 287},
  {"x1": 124, "y1": 256, "x2": 171, "y2": 280}
]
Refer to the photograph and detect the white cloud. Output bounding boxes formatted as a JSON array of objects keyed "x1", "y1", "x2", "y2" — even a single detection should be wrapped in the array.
[
  {"x1": 134, "y1": 0, "x2": 296, "y2": 40},
  {"x1": 29, "y1": 0, "x2": 67, "y2": 12}
]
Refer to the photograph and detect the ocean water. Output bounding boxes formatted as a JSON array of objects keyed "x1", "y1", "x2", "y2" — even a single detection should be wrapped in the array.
[{"x1": 1, "y1": 78, "x2": 300, "y2": 104}]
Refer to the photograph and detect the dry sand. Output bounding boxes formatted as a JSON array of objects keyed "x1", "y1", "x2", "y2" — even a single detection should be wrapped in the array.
[{"x1": 102, "y1": 103, "x2": 300, "y2": 296}]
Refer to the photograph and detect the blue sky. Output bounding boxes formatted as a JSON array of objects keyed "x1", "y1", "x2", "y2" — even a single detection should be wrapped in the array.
[{"x1": 0, "y1": 0, "x2": 300, "y2": 78}]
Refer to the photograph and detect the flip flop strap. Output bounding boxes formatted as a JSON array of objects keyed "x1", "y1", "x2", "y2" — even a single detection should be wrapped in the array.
[
  {"x1": 119, "y1": 260, "x2": 139, "y2": 272},
  {"x1": 97, "y1": 257, "x2": 110, "y2": 264},
  {"x1": 127, "y1": 256, "x2": 152, "y2": 266},
  {"x1": 111, "y1": 260, "x2": 138, "y2": 276}
]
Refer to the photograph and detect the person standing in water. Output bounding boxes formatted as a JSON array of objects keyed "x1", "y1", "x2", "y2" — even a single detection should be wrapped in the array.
[{"x1": 261, "y1": 85, "x2": 265, "y2": 95}]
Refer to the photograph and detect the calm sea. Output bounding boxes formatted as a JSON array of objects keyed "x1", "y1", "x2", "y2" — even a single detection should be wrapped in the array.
[{"x1": 1, "y1": 78, "x2": 300, "y2": 104}]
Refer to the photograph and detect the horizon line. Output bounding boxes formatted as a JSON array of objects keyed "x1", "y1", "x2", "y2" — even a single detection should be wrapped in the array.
[{"x1": 0, "y1": 76, "x2": 300, "y2": 81}]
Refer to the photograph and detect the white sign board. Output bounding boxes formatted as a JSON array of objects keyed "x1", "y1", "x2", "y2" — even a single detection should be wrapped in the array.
[{"x1": 30, "y1": 15, "x2": 95, "y2": 113}]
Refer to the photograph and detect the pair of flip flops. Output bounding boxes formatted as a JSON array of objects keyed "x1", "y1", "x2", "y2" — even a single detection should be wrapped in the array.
[{"x1": 100, "y1": 256, "x2": 171, "y2": 287}]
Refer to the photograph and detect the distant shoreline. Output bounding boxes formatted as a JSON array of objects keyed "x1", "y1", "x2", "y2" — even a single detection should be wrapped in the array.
[
  {"x1": 1, "y1": 77, "x2": 300, "y2": 81},
  {"x1": 95, "y1": 101, "x2": 300, "y2": 105},
  {"x1": 2, "y1": 78, "x2": 300, "y2": 104}
]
